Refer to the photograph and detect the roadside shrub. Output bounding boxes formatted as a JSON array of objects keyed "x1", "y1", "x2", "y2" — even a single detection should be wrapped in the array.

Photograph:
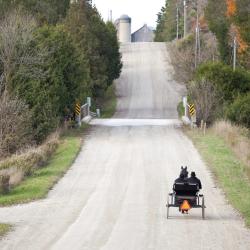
[
  {"x1": 196, "y1": 62, "x2": 250, "y2": 102},
  {"x1": 188, "y1": 78, "x2": 219, "y2": 124},
  {"x1": 227, "y1": 93, "x2": 250, "y2": 128},
  {"x1": 177, "y1": 101, "x2": 185, "y2": 117}
]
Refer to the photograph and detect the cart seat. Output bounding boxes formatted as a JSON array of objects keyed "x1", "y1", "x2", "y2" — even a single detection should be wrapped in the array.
[{"x1": 173, "y1": 182, "x2": 199, "y2": 196}]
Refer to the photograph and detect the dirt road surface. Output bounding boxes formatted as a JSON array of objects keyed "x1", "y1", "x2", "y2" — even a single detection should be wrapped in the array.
[{"x1": 0, "y1": 43, "x2": 250, "y2": 250}]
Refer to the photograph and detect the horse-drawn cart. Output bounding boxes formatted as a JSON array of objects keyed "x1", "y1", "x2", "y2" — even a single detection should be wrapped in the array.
[{"x1": 166, "y1": 182, "x2": 205, "y2": 219}]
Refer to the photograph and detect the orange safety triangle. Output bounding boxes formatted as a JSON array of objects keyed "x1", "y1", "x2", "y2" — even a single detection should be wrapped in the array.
[{"x1": 180, "y1": 200, "x2": 191, "y2": 211}]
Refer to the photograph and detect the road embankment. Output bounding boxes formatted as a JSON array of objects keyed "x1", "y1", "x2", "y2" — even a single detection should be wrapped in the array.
[
  {"x1": 185, "y1": 125, "x2": 250, "y2": 227},
  {"x1": 0, "y1": 127, "x2": 86, "y2": 206}
]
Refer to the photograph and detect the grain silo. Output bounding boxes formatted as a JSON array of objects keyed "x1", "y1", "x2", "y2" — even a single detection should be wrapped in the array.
[{"x1": 116, "y1": 14, "x2": 131, "y2": 43}]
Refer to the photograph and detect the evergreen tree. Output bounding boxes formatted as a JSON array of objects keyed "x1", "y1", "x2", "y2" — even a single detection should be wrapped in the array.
[
  {"x1": 65, "y1": 0, "x2": 121, "y2": 97},
  {"x1": 154, "y1": 0, "x2": 184, "y2": 42},
  {"x1": 205, "y1": 0, "x2": 231, "y2": 63},
  {"x1": 0, "y1": 0, "x2": 70, "y2": 24},
  {"x1": 155, "y1": 7, "x2": 166, "y2": 42},
  {"x1": 0, "y1": 0, "x2": 122, "y2": 144}
]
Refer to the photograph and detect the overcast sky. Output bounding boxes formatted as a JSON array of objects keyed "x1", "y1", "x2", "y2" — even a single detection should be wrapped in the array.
[{"x1": 93, "y1": 0, "x2": 166, "y2": 32}]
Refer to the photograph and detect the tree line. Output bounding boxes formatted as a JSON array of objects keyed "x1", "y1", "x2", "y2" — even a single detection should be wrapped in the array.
[
  {"x1": 155, "y1": 0, "x2": 250, "y2": 128},
  {"x1": 0, "y1": 0, "x2": 122, "y2": 158}
]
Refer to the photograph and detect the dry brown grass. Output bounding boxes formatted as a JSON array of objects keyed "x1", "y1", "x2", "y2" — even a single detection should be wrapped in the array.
[
  {"x1": 211, "y1": 120, "x2": 250, "y2": 177},
  {"x1": 0, "y1": 131, "x2": 60, "y2": 191}
]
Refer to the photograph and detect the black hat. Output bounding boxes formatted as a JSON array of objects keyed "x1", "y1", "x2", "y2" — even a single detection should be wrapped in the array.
[{"x1": 191, "y1": 172, "x2": 196, "y2": 177}]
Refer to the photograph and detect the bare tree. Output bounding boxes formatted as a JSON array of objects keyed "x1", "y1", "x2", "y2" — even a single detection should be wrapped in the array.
[
  {"x1": 168, "y1": 31, "x2": 219, "y2": 83},
  {"x1": 200, "y1": 32, "x2": 219, "y2": 62},
  {"x1": 0, "y1": 10, "x2": 44, "y2": 158},
  {"x1": 0, "y1": 9, "x2": 41, "y2": 94},
  {"x1": 168, "y1": 39, "x2": 196, "y2": 83},
  {"x1": 188, "y1": 78, "x2": 218, "y2": 124}
]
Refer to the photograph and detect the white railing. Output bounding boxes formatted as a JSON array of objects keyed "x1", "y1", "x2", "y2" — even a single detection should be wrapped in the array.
[
  {"x1": 76, "y1": 97, "x2": 100, "y2": 126},
  {"x1": 81, "y1": 103, "x2": 89, "y2": 120}
]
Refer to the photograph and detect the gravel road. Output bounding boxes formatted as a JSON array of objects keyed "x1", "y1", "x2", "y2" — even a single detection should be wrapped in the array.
[{"x1": 0, "y1": 43, "x2": 250, "y2": 250}]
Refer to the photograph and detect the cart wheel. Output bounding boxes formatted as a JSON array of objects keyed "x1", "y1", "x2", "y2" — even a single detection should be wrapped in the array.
[
  {"x1": 167, "y1": 202, "x2": 170, "y2": 219},
  {"x1": 202, "y1": 197, "x2": 205, "y2": 220}
]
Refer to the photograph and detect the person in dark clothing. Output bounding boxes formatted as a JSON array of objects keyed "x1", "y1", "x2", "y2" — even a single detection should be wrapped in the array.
[
  {"x1": 175, "y1": 173, "x2": 186, "y2": 184},
  {"x1": 187, "y1": 172, "x2": 202, "y2": 189}
]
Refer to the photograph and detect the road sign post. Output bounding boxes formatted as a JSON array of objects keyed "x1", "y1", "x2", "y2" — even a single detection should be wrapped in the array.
[
  {"x1": 75, "y1": 102, "x2": 81, "y2": 127},
  {"x1": 189, "y1": 104, "x2": 195, "y2": 116},
  {"x1": 183, "y1": 96, "x2": 188, "y2": 117},
  {"x1": 188, "y1": 104, "x2": 196, "y2": 127}
]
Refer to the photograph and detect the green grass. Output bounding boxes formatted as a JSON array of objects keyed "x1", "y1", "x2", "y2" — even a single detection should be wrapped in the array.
[
  {"x1": 0, "y1": 224, "x2": 11, "y2": 238},
  {"x1": 186, "y1": 129, "x2": 250, "y2": 227},
  {"x1": 0, "y1": 128, "x2": 85, "y2": 206},
  {"x1": 100, "y1": 84, "x2": 117, "y2": 118}
]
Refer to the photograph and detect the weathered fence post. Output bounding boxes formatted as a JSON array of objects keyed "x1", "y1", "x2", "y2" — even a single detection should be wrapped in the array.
[
  {"x1": 87, "y1": 97, "x2": 91, "y2": 116},
  {"x1": 201, "y1": 120, "x2": 204, "y2": 130},
  {"x1": 96, "y1": 109, "x2": 101, "y2": 118},
  {"x1": 203, "y1": 122, "x2": 207, "y2": 135}
]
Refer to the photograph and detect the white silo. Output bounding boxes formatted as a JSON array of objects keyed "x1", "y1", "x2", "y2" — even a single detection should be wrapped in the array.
[{"x1": 118, "y1": 14, "x2": 131, "y2": 43}]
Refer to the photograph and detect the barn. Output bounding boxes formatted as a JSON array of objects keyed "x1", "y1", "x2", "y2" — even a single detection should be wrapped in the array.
[{"x1": 131, "y1": 24, "x2": 155, "y2": 42}]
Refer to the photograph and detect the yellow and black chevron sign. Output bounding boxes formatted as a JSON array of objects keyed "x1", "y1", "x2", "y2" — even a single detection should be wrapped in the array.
[
  {"x1": 189, "y1": 104, "x2": 196, "y2": 116},
  {"x1": 75, "y1": 103, "x2": 81, "y2": 116}
]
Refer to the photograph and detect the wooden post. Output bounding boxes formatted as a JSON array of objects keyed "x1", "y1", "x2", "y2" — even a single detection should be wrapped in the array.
[
  {"x1": 203, "y1": 122, "x2": 207, "y2": 135},
  {"x1": 200, "y1": 120, "x2": 204, "y2": 130}
]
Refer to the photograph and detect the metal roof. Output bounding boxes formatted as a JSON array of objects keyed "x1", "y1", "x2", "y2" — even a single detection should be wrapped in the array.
[{"x1": 119, "y1": 14, "x2": 131, "y2": 21}]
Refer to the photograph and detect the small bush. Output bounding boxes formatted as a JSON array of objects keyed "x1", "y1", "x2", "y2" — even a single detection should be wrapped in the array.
[
  {"x1": 227, "y1": 93, "x2": 250, "y2": 128},
  {"x1": 0, "y1": 175, "x2": 10, "y2": 194},
  {"x1": 188, "y1": 78, "x2": 219, "y2": 124},
  {"x1": 95, "y1": 84, "x2": 117, "y2": 118},
  {"x1": 177, "y1": 101, "x2": 185, "y2": 117}
]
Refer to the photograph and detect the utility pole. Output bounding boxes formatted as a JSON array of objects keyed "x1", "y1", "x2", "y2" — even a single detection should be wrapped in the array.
[
  {"x1": 195, "y1": 25, "x2": 198, "y2": 68},
  {"x1": 233, "y1": 36, "x2": 237, "y2": 71},
  {"x1": 110, "y1": 10, "x2": 113, "y2": 22},
  {"x1": 198, "y1": 22, "x2": 201, "y2": 63},
  {"x1": 195, "y1": 11, "x2": 201, "y2": 68},
  {"x1": 176, "y1": 7, "x2": 179, "y2": 39},
  {"x1": 108, "y1": 10, "x2": 112, "y2": 22},
  {"x1": 184, "y1": 0, "x2": 187, "y2": 37}
]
